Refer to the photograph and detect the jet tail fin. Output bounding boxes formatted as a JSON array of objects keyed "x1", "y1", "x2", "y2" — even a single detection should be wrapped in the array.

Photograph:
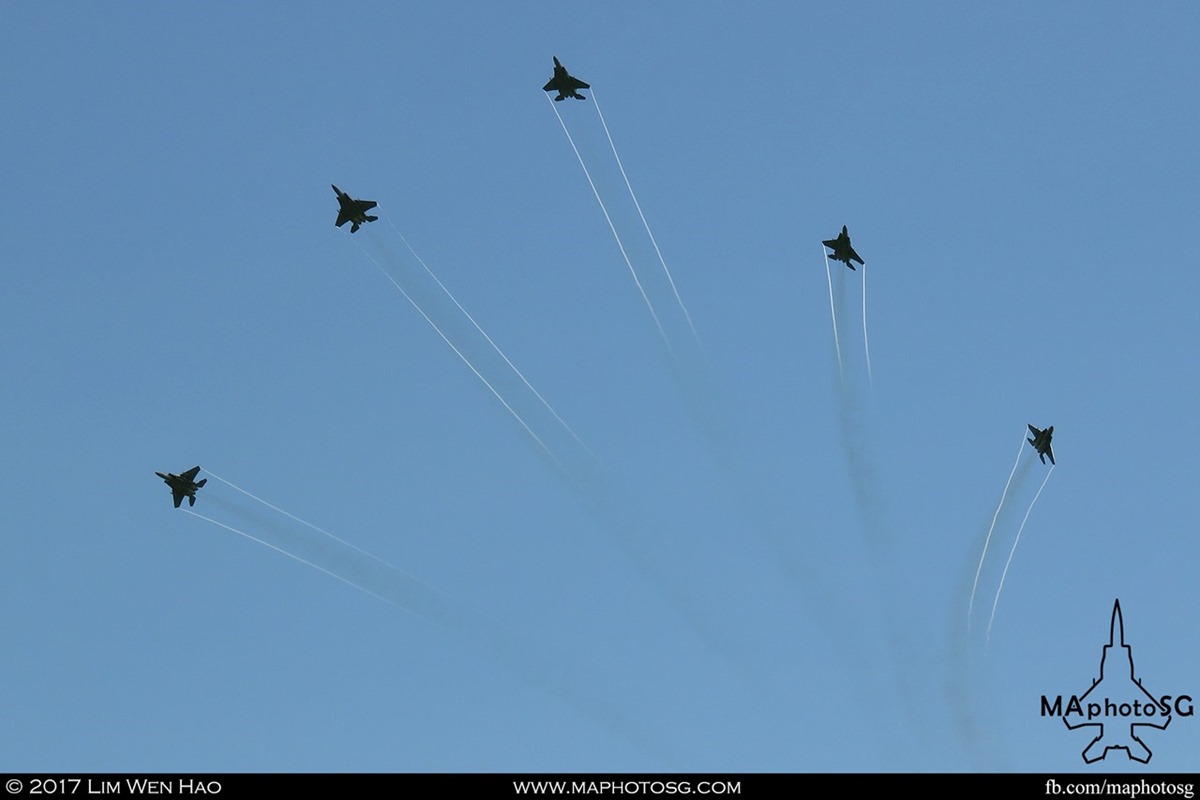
[
  {"x1": 196, "y1": 478, "x2": 207, "y2": 488},
  {"x1": 188, "y1": 495, "x2": 196, "y2": 507},
  {"x1": 365, "y1": 215, "x2": 378, "y2": 222}
]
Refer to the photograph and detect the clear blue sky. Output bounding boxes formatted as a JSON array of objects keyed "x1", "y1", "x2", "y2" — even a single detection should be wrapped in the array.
[{"x1": 3, "y1": 3, "x2": 1199, "y2": 772}]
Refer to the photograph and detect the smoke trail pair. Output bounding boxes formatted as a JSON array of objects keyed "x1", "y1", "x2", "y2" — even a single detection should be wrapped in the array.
[
  {"x1": 348, "y1": 219, "x2": 759, "y2": 678},
  {"x1": 186, "y1": 471, "x2": 677, "y2": 763},
  {"x1": 986, "y1": 465, "x2": 1053, "y2": 640},
  {"x1": 965, "y1": 430, "x2": 1055, "y2": 638},
  {"x1": 823, "y1": 247, "x2": 886, "y2": 540},
  {"x1": 348, "y1": 222, "x2": 594, "y2": 483},
  {"x1": 384, "y1": 214, "x2": 590, "y2": 457},
  {"x1": 548, "y1": 87, "x2": 745, "y2": 496},
  {"x1": 547, "y1": 91, "x2": 701, "y2": 359},
  {"x1": 190, "y1": 470, "x2": 461, "y2": 628},
  {"x1": 822, "y1": 248, "x2": 872, "y2": 385}
]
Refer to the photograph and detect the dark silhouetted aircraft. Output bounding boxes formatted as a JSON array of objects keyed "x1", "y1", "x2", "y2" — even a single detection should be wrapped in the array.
[
  {"x1": 543, "y1": 56, "x2": 590, "y2": 101},
  {"x1": 1027, "y1": 424, "x2": 1055, "y2": 465},
  {"x1": 157, "y1": 466, "x2": 207, "y2": 508},
  {"x1": 332, "y1": 185, "x2": 378, "y2": 233},
  {"x1": 822, "y1": 225, "x2": 865, "y2": 270}
]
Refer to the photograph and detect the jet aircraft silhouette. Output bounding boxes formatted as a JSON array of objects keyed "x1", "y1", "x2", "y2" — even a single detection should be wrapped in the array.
[
  {"x1": 543, "y1": 56, "x2": 590, "y2": 101},
  {"x1": 156, "y1": 466, "x2": 207, "y2": 508},
  {"x1": 1027, "y1": 424, "x2": 1056, "y2": 465},
  {"x1": 822, "y1": 225, "x2": 865, "y2": 270},
  {"x1": 332, "y1": 184, "x2": 378, "y2": 233}
]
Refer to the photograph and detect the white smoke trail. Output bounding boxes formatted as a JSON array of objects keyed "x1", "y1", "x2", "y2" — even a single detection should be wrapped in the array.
[
  {"x1": 185, "y1": 509, "x2": 393, "y2": 605},
  {"x1": 350, "y1": 236, "x2": 565, "y2": 472},
  {"x1": 191, "y1": 487, "x2": 678, "y2": 763},
  {"x1": 590, "y1": 89, "x2": 701, "y2": 347},
  {"x1": 352, "y1": 222, "x2": 755, "y2": 674},
  {"x1": 968, "y1": 431, "x2": 1027, "y2": 626},
  {"x1": 547, "y1": 94, "x2": 673, "y2": 355},
  {"x1": 823, "y1": 247, "x2": 844, "y2": 377},
  {"x1": 987, "y1": 465, "x2": 1054, "y2": 641},
  {"x1": 203, "y1": 469, "x2": 399, "y2": 570},
  {"x1": 861, "y1": 263, "x2": 873, "y2": 386},
  {"x1": 378, "y1": 212, "x2": 593, "y2": 458},
  {"x1": 183, "y1": 507, "x2": 459, "y2": 627}
]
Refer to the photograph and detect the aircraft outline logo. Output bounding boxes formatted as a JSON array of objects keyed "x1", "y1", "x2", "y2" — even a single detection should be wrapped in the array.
[{"x1": 1041, "y1": 599, "x2": 1192, "y2": 764}]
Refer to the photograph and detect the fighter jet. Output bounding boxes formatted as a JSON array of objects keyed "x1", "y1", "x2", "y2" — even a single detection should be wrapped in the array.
[
  {"x1": 542, "y1": 56, "x2": 590, "y2": 101},
  {"x1": 156, "y1": 466, "x2": 207, "y2": 508},
  {"x1": 332, "y1": 184, "x2": 378, "y2": 233},
  {"x1": 1027, "y1": 424, "x2": 1056, "y2": 465},
  {"x1": 822, "y1": 225, "x2": 866, "y2": 270}
]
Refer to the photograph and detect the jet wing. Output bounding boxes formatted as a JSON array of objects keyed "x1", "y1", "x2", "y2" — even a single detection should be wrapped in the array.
[
  {"x1": 172, "y1": 488, "x2": 186, "y2": 508},
  {"x1": 822, "y1": 238, "x2": 837, "y2": 249},
  {"x1": 850, "y1": 249, "x2": 864, "y2": 266},
  {"x1": 544, "y1": 77, "x2": 590, "y2": 92},
  {"x1": 359, "y1": 200, "x2": 378, "y2": 212},
  {"x1": 336, "y1": 210, "x2": 351, "y2": 227},
  {"x1": 181, "y1": 466, "x2": 201, "y2": 481}
]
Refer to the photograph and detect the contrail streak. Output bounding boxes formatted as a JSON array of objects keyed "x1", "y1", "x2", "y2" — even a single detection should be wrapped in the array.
[
  {"x1": 547, "y1": 94, "x2": 673, "y2": 356},
  {"x1": 968, "y1": 431, "x2": 1027, "y2": 626},
  {"x1": 862, "y1": 263, "x2": 873, "y2": 386},
  {"x1": 987, "y1": 465, "x2": 1054, "y2": 641},
  {"x1": 203, "y1": 469, "x2": 394, "y2": 569},
  {"x1": 354, "y1": 219, "x2": 747, "y2": 674},
  {"x1": 186, "y1": 482, "x2": 674, "y2": 761},
  {"x1": 192, "y1": 494, "x2": 676, "y2": 762},
  {"x1": 379, "y1": 212, "x2": 593, "y2": 458},
  {"x1": 591, "y1": 89, "x2": 701, "y2": 347},
  {"x1": 350, "y1": 236, "x2": 564, "y2": 471},
  {"x1": 184, "y1": 508, "x2": 450, "y2": 621},
  {"x1": 823, "y1": 247, "x2": 843, "y2": 377}
]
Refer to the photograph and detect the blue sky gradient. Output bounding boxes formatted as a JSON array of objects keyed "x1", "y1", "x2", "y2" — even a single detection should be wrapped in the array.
[{"x1": 3, "y1": 3, "x2": 1199, "y2": 772}]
